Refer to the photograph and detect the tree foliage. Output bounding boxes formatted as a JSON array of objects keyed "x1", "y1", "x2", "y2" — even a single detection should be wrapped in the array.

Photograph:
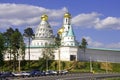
[
  {"x1": 23, "y1": 27, "x2": 34, "y2": 38},
  {"x1": 0, "y1": 33, "x2": 5, "y2": 67},
  {"x1": 3, "y1": 28, "x2": 14, "y2": 49},
  {"x1": 23, "y1": 27, "x2": 34, "y2": 69},
  {"x1": 2, "y1": 28, "x2": 25, "y2": 71},
  {"x1": 80, "y1": 38, "x2": 88, "y2": 52},
  {"x1": 42, "y1": 45, "x2": 55, "y2": 71},
  {"x1": 54, "y1": 33, "x2": 61, "y2": 47}
]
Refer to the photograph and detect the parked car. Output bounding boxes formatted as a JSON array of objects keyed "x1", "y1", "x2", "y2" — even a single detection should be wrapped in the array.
[
  {"x1": 12, "y1": 72, "x2": 23, "y2": 77},
  {"x1": 45, "y1": 70, "x2": 57, "y2": 75},
  {"x1": 0, "y1": 72, "x2": 14, "y2": 78},
  {"x1": 21, "y1": 71, "x2": 30, "y2": 77},
  {"x1": 59, "y1": 70, "x2": 68, "y2": 75},
  {"x1": 0, "y1": 72, "x2": 2, "y2": 76},
  {"x1": 29, "y1": 70, "x2": 43, "y2": 77},
  {"x1": 12, "y1": 71, "x2": 30, "y2": 77}
]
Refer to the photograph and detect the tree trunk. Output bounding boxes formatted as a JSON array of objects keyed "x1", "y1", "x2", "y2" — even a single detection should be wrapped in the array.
[
  {"x1": 46, "y1": 58, "x2": 48, "y2": 71},
  {"x1": 28, "y1": 38, "x2": 30, "y2": 69}
]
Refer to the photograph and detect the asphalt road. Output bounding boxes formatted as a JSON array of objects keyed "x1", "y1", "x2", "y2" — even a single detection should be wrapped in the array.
[{"x1": 3, "y1": 73, "x2": 120, "y2": 80}]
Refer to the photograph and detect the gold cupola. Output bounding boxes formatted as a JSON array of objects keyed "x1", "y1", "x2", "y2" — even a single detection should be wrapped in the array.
[
  {"x1": 58, "y1": 27, "x2": 64, "y2": 35},
  {"x1": 64, "y1": 12, "x2": 71, "y2": 18},
  {"x1": 41, "y1": 14, "x2": 48, "y2": 21}
]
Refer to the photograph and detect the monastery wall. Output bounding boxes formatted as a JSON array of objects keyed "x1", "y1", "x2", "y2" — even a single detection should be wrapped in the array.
[{"x1": 79, "y1": 48, "x2": 120, "y2": 63}]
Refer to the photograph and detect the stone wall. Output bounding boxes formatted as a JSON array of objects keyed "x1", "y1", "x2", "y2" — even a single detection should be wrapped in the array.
[{"x1": 79, "y1": 48, "x2": 120, "y2": 63}]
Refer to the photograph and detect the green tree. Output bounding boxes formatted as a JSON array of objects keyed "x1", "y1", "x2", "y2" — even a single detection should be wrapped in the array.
[
  {"x1": 54, "y1": 33, "x2": 61, "y2": 47},
  {"x1": 23, "y1": 27, "x2": 34, "y2": 69},
  {"x1": 0, "y1": 33, "x2": 5, "y2": 69},
  {"x1": 80, "y1": 38, "x2": 88, "y2": 60},
  {"x1": 42, "y1": 45, "x2": 54, "y2": 71},
  {"x1": 3, "y1": 28, "x2": 14, "y2": 63},
  {"x1": 10, "y1": 29, "x2": 24, "y2": 71},
  {"x1": 54, "y1": 33, "x2": 61, "y2": 72}
]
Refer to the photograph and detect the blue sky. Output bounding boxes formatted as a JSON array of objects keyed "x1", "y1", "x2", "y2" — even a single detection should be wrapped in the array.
[{"x1": 0, "y1": 0, "x2": 120, "y2": 49}]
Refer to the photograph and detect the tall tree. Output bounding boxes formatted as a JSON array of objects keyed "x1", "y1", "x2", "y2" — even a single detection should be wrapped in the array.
[
  {"x1": 3, "y1": 28, "x2": 14, "y2": 62},
  {"x1": 54, "y1": 33, "x2": 61, "y2": 72},
  {"x1": 80, "y1": 38, "x2": 88, "y2": 60},
  {"x1": 23, "y1": 27, "x2": 34, "y2": 69},
  {"x1": 42, "y1": 45, "x2": 54, "y2": 71},
  {"x1": 10, "y1": 29, "x2": 24, "y2": 71},
  {"x1": 0, "y1": 33, "x2": 5, "y2": 69}
]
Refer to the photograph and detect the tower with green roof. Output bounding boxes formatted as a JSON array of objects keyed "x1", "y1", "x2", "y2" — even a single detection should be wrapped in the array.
[
  {"x1": 59, "y1": 12, "x2": 78, "y2": 46},
  {"x1": 57, "y1": 12, "x2": 79, "y2": 61}
]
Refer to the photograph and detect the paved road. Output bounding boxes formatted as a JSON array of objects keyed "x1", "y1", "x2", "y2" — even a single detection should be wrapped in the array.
[{"x1": 3, "y1": 73, "x2": 120, "y2": 80}]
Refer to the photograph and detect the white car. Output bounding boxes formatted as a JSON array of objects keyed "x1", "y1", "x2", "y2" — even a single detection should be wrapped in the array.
[
  {"x1": 13, "y1": 71, "x2": 30, "y2": 77},
  {"x1": 12, "y1": 72, "x2": 23, "y2": 77},
  {"x1": 59, "y1": 70, "x2": 68, "y2": 75},
  {"x1": 21, "y1": 71, "x2": 30, "y2": 77}
]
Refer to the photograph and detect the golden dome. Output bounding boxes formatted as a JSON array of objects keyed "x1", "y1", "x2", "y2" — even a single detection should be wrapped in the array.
[
  {"x1": 58, "y1": 27, "x2": 64, "y2": 35},
  {"x1": 64, "y1": 12, "x2": 71, "y2": 18},
  {"x1": 41, "y1": 14, "x2": 48, "y2": 21}
]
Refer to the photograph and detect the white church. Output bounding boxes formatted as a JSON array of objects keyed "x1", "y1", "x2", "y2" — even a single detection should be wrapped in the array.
[
  {"x1": 24, "y1": 12, "x2": 120, "y2": 63},
  {"x1": 25, "y1": 12, "x2": 79, "y2": 61}
]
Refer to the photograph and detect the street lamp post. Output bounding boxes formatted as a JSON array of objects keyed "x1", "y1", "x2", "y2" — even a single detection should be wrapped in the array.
[{"x1": 90, "y1": 56, "x2": 93, "y2": 72}]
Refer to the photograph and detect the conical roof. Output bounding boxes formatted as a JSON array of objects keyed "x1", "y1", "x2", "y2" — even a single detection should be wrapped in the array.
[
  {"x1": 67, "y1": 26, "x2": 74, "y2": 36},
  {"x1": 35, "y1": 14, "x2": 54, "y2": 39}
]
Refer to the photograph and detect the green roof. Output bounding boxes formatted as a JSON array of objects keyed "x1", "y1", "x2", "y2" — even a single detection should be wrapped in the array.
[
  {"x1": 26, "y1": 45, "x2": 55, "y2": 48},
  {"x1": 67, "y1": 26, "x2": 74, "y2": 36},
  {"x1": 88, "y1": 47, "x2": 120, "y2": 52}
]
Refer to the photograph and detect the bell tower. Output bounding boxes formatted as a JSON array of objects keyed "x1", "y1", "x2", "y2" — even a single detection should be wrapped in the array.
[{"x1": 63, "y1": 12, "x2": 71, "y2": 32}]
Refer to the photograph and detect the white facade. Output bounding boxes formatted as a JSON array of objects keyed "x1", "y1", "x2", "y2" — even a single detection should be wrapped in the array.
[
  {"x1": 25, "y1": 12, "x2": 79, "y2": 61},
  {"x1": 54, "y1": 46, "x2": 79, "y2": 61}
]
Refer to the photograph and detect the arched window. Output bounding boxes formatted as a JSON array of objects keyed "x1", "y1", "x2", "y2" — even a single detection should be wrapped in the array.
[{"x1": 66, "y1": 19, "x2": 67, "y2": 23}]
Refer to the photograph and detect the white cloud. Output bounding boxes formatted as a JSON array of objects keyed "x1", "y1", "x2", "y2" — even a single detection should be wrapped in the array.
[
  {"x1": 95, "y1": 17, "x2": 120, "y2": 29},
  {"x1": 72, "y1": 12, "x2": 100, "y2": 28},
  {"x1": 0, "y1": 3, "x2": 120, "y2": 30},
  {"x1": 83, "y1": 36, "x2": 120, "y2": 49},
  {"x1": 83, "y1": 36, "x2": 104, "y2": 48},
  {"x1": 106, "y1": 42, "x2": 120, "y2": 49},
  {"x1": 0, "y1": 3, "x2": 67, "y2": 28},
  {"x1": 49, "y1": 21, "x2": 61, "y2": 27},
  {"x1": 72, "y1": 12, "x2": 120, "y2": 30}
]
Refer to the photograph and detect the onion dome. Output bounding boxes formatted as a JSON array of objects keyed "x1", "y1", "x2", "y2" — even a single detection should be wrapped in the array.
[
  {"x1": 58, "y1": 27, "x2": 64, "y2": 35},
  {"x1": 64, "y1": 12, "x2": 71, "y2": 18},
  {"x1": 41, "y1": 14, "x2": 48, "y2": 21}
]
